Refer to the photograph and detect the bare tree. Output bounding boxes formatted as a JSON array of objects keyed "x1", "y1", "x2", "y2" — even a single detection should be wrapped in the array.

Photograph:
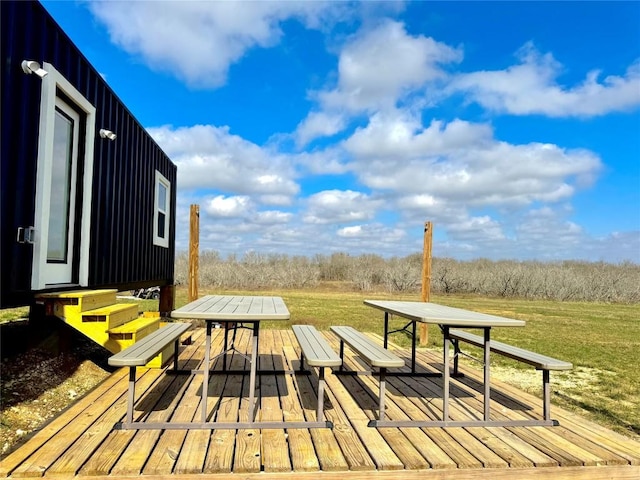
[{"x1": 173, "y1": 249, "x2": 639, "y2": 303}]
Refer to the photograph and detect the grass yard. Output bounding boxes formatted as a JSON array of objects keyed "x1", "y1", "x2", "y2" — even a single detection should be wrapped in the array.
[{"x1": 171, "y1": 287, "x2": 640, "y2": 438}]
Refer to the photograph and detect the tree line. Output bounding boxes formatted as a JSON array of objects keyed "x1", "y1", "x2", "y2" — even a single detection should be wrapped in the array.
[{"x1": 174, "y1": 251, "x2": 640, "y2": 303}]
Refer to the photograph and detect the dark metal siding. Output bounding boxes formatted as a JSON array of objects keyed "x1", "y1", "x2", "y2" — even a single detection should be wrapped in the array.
[{"x1": 1, "y1": 1, "x2": 177, "y2": 308}]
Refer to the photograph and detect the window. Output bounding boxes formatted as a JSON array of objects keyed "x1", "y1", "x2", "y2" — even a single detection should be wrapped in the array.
[
  {"x1": 47, "y1": 100, "x2": 79, "y2": 263},
  {"x1": 153, "y1": 171, "x2": 170, "y2": 248}
]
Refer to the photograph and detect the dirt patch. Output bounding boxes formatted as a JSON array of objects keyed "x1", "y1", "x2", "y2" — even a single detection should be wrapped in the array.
[
  {"x1": 0, "y1": 322, "x2": 112, "y2": 457},
  {"x1": 490, "y1": 364, "x2": 608, "y2": 395}
]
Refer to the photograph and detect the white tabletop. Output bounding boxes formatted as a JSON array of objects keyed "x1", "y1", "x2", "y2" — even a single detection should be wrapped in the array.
[
  {"x1": 364, "y1": 300, "x2": 525, "y2": 328},
  {"x1": 171, "y1": 295, "x2": 290, "y2": 321}
]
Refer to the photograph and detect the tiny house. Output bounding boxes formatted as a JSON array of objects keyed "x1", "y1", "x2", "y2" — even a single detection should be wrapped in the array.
[{"x1": 1, "y1": 1, "x2": 177, "y2": 311}]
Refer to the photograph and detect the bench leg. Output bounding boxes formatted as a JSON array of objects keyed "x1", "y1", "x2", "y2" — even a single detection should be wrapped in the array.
[
  {"x1": 173, "y1": 338, "x2": 180, "y2": 371},
  {"x1": 299, "y1": 352, "x2": 306, "y2": 373},
  {"x1": 443, "y1": 327, "x2": 450, "y2": 421},
  {"x1": 126, "y1": 367, "x2": 136, "y2": 425},
  {"x1": 483, "y1": 328, "x2": 491, "y2": 422},
  {"x1": 247, "y1": 322, "x2": 259, "y2": 421},
  {"x1": 542, "y1": 369, "x2": 551, "y2": 421},
  {"x1": 339, "y1": 340, "x2": 345, "y2": 371},
  {"x1": 317, "y1": 367, "x2": 326, "y2": 423},
  {"x1": 379, "y1": 367, "x2": 387, "y2": 422},
  {"x1": 453, "y1": 339, "x2": 460, "y2": 376}
]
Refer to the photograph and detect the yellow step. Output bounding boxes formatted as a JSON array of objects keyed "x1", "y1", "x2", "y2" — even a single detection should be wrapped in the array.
[
  {"x1": 108, "y1": 315, "x2": 160, "y2": 342},
  {"x1": 52, "y1": 303, "x2": 138, "y2": 350},
  {"x1": 37, "y1": 289, "x2": 118, "y2": 319},
  {"x1": 81, "y1": 303, "x2": 139, "y2": 330}
]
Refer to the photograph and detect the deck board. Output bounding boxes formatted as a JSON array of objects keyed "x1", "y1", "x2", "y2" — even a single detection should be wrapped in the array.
[
  {"x1": 1, "y1": 328, "x2": 639, "y2": 480},
  {"x1": 281, "y1": 342, "x2": 352, "y2": 472},
  {"x1": 275, "y1": 333, "x2": 322, "y2": 473}
]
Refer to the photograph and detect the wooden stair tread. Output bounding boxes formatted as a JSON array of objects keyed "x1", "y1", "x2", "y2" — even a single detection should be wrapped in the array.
[
  {"x1": 83, "y1": 303, "x2": 138, "y2": 317},
  {"x1": 109, "y1": 316, "x2": 160, "y2": 334},
  {"x1": 36, "y1": 289, "x2": 118, "y2": 299}
]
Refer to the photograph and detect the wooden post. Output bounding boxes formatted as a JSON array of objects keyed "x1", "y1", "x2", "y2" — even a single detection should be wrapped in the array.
[
  {"x1": 420, "y1": 221, "x2": 433, "y2": 346},
  {"x1": 189, "y1": 204, "x2": 199, "y2": 302},
  {"x1": 159, "y1": 285, "x2": 175, "y2": 317}
]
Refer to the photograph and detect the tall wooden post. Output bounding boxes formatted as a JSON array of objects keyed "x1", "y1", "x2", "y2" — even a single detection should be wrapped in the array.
[
  {"x1": 189, "y1": 204, "x2": 200, "y2": 302},
  {"x1": 420, "y1": 221, "x2": 433, "y2": 345}
]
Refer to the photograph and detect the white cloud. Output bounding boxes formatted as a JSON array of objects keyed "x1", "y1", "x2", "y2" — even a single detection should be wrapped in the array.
[
  {"x1": 87, "y1": 0, "x2": 341, "y2": 88},
  {"x1": 333, "y1": 223, "x2": 408, "y2": 255},
  {"x1": 303, "y1": 190, "x2": 383, "y2": 224},
  {"x1": 325, "y1": 20, "x2": 462, "y2": 112},
  {"x1": 343, "y1": 113, "x2": 493, "y2": 159},
  {"x1": 204, "y1": 195, "x2": 252, "y2": 218},
  {"x1": 148, "y1": 124, "x2": 299, "y2": 198},
  {"x1": 509, "y1": 207, "x2": 586, "y2": 259},
  {"x1": 253, "y1": 210, "x2": 292, "y2": 225},
  {"x1": 296, "y1": 149, "x2": 351, "y2": 175},
  {"x1": 447, "y1": 215, "x2": 506, "y2": 242},
  {"x1": 258, "y1": 194, "x2": 294, "y2": 207},
  {"x1": 344, "y1": 115, "x2": 602, "y2": 208},
  {"x1": 295, "y1": 111, "x2": 347, "y2": 146},
  {"x1": 396, "y1": 195, "x2": 468, "y2": 225},
  {"x1": 295, "y1": 20, "x2": 462, "y2": 144},
  {"x1": 451, "y1": 42, "x2": 640, "y2": 117},
  {"x1": 589, "y1": 231, "x2": 640, "y2": 263},
  {"x1": 337, "y1": 223, "x2": 405, "y2": 241},
  {"x1": 337, "y1": 225, "x2": 364, "y2": 237}
]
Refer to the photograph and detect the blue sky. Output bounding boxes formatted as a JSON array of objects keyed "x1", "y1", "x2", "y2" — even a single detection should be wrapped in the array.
[{"x1": 42, "y1": 1, "x2": 640, "y2": 262}]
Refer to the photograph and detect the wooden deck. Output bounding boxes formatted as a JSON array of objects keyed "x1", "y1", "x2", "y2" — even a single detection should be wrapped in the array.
[{"x1": 1, "y1": 327, "x2": 639, "y2": 479}]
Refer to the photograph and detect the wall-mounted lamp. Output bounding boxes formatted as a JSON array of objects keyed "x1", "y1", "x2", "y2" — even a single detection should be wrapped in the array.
[
  {"x1": 21, "y1": 60, "x2": 48, "y2": 78},
  {"x1": 99, "y1": 129, "x2": 117, "y2": 141}
]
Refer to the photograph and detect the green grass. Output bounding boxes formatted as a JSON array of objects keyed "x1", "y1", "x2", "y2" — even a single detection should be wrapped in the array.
[{"x1": 0, "y1": 307, "x2": 29, "y2": 323}]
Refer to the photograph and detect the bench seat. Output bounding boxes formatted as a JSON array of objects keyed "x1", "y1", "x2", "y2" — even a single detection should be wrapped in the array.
[
  {"x1": 292, "y1": 325, "x2": 342, "y2": 426},
  {"x1": 330, "y1": 326, "x2": 404, "y2": 423},
  {"x1": 108, "y1": 322, "x2": 191, "y2": 367},
  {"x1": 330, "y1": 326, "x2": 404, "y2": 368},
  {"x1": 448, "y1": 328, "x2": 572, "y2": 422},
  {"x1": 292, "y1": 325, "x2": 342, "y2": 368},
  {"x1": 448, "y1": 329, "x2": 572, "y2": 371},
  {"x1": 109, "y1": 322, "x2": 191, "y2": 429}
]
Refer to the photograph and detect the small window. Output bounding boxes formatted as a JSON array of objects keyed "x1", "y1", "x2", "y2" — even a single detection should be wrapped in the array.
[{"x1": 153, "y1": 171, "x2": 170, "y2": 247}]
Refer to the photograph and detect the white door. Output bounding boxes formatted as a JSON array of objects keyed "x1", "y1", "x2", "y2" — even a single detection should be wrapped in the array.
[{"x1": 31, "y1": 62, "x2": 96, "y2": 290}]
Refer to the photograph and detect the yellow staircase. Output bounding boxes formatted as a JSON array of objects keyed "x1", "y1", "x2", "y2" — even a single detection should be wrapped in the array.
[{"x1": 36, "y1": 289, "x2": 172, "y2": 368}]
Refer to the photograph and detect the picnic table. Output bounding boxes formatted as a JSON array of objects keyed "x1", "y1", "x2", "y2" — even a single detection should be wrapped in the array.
[
  {"x1": 171, "y1": 295, "x2": 291, "y2": 427},
  {"x1": 363, "y1": 300, "x2": 549, "y2": 427},
  {"x1": 112, "y1": 295, "x2": 339, "y2": 430}
]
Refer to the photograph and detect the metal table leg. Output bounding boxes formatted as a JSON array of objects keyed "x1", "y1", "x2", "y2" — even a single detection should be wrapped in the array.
[
  {"x1": 411, "y1": 320, "x2": 417, "y2": 373},
  {"x1": 483, "y1": 327, "x2": 491, "y2": 421},
  {"x1": 247, "y1": 322, "x2": 259, "y2": 421},
  {"x1": 443, "y1": 326, "x2": 450, "y2": 421},
  {"x1": 202, "y1": 320, "x2": 212, "y2": 423},
  {"x1": 383, "y1": 312, "x2": 389, "y2": 348}
]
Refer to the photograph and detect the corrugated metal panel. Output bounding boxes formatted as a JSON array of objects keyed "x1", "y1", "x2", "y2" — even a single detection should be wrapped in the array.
[
  {"x1": 1, "y1": 1, "x2": 42, "y2": 306},
  {"x1": 1, "y1": 1, "x2": 177, "y2": 308}
]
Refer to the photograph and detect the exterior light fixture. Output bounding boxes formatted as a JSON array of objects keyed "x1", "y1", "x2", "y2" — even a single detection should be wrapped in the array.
[
  {"x1": 99, "y1": 129, "x2": 117, "y2": 141},
  {"x1": 21, "y1": 60, "x2": 48, "y2": 78}
]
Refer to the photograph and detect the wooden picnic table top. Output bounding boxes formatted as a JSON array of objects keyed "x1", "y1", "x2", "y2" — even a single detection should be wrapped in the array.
[
  {"x1": 364, "y1": 300, "x2": 526, "y2": 328},
  {"x1": 171, "y1": 295, "x2": 290, "y2": 321}
]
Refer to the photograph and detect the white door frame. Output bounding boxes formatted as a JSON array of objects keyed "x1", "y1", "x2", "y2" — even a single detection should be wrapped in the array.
[{"x1": 32, "y1": 63, "x2": 96, "y2": 290}]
